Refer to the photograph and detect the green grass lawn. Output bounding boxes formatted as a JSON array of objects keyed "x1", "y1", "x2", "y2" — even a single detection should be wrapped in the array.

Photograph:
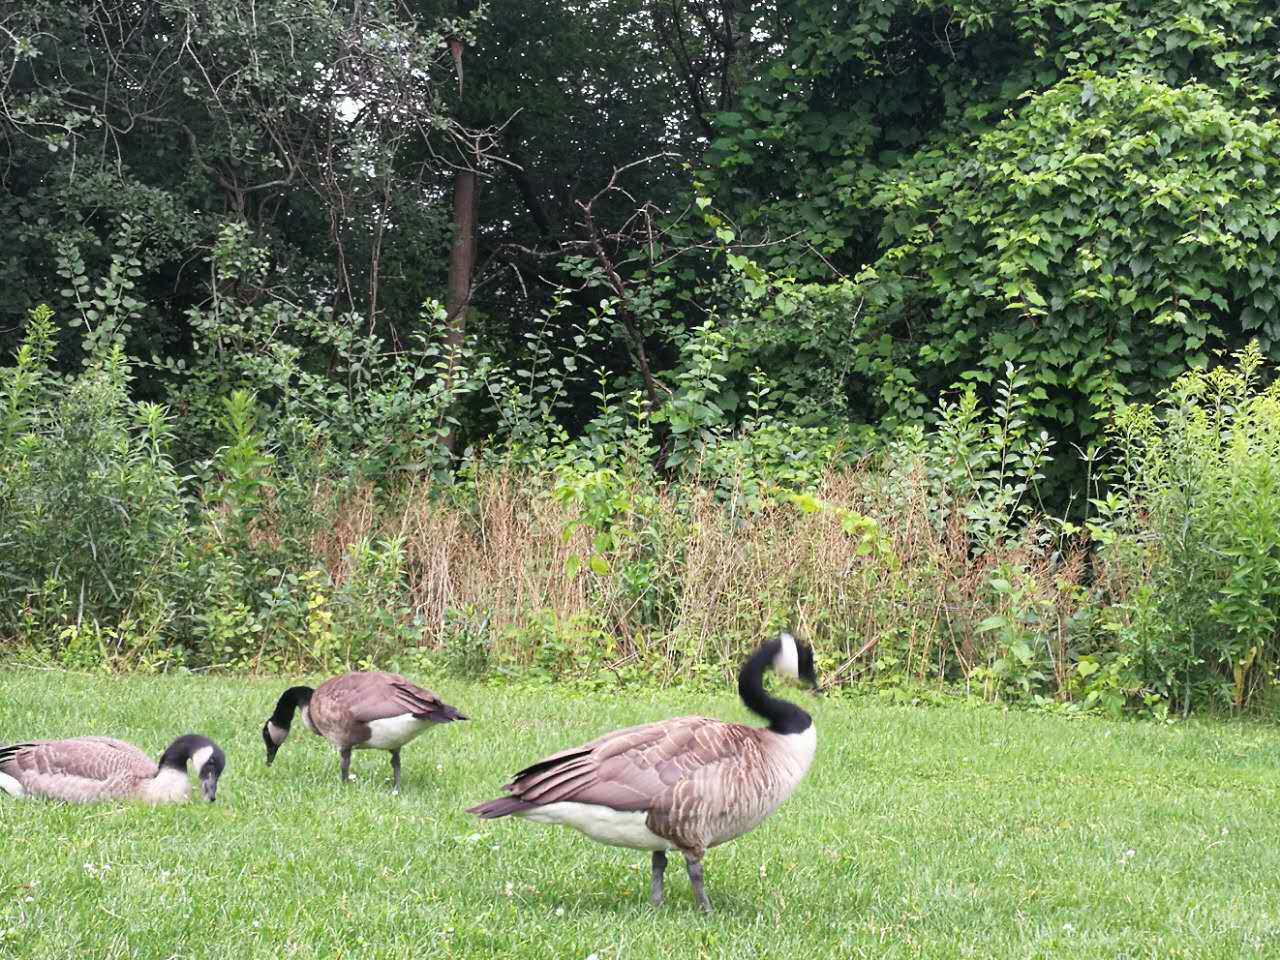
[{"x1": 2, "y1": 668, "x2": 1279, "y2": 959}]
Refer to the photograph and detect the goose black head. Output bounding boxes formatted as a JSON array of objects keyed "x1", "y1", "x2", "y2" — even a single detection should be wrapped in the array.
[
  {"x1": 262, "y1": 721, "x2": 285, "y2": 766},
  {"x1": 160, "y1": 734, "x2": 226, "y2": 803},
  {"x1": 770, "y1": 630, "x2": 820, "y2": 693},
  {"x1": 795, "y1": 637, "x2": 819, "y2": 690}
]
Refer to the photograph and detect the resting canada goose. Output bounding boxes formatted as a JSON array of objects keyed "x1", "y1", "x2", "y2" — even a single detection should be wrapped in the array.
[
  {"x1": 0, "y1": 734, "x2": 225, "y2": 803},
  {"x1": 262, "y1": 671, "x2": 467, "y2": 792},
  {"x1": 467, "y1": 631, "x2": 818, "y2": 912}
]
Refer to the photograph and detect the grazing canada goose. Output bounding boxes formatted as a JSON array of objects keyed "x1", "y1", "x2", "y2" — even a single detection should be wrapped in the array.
[
  {"x1": 467, "y1": 631, "x2": 818, "y2": 912},
  {"x1": 262, "y1": 671, "x2": 467, "y2": 792},
  {"x1": 0, "y1": 734, "x2": 225, "y2": 804}
]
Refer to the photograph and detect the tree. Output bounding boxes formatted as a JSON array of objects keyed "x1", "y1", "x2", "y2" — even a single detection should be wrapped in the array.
[
  {"x1": 696, "y1": 0, "x2": 1280, "y2": 443},
  {"x1": 1, "y1": 0, "x2": 483, "y2": 369}
]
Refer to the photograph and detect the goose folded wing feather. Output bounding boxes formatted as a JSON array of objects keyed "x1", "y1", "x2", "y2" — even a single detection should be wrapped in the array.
[
  {"x1": 320, "y1": 673, "x2": 439, "y2": 723},
  {"x1": 507, "y1": 717, "x2": 742, "y2": 811},
  {"x1": 387, "y1": 680, "x2": 450, "y2": 719},
  {"x1": 0, "y1": 738, "x2": 157, "y2": 800},
  {"x1": 32, "y1": 738, "x2": 158, "y2": 781},
  {"x1": 72, "y1": 737, "x2": 156, "y2": 767}
]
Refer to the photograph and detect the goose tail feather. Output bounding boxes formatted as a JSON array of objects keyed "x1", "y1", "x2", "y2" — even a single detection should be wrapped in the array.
[{"x1": 467, "y1": 795, "x2": 535, "y2": 818}]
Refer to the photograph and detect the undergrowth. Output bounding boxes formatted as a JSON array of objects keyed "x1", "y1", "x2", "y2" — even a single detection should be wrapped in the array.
[{"x1": 4, "y1": 301, "x2": 1280, "y2": 720}]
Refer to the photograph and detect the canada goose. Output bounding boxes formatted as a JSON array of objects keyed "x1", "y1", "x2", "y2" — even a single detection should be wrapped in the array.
[
  {"x1": 0, "y1": 734, "x2": 225, "y2": 804},
  {"x1": 262, "y1": 671, "x2": 467, "y2": 792},
  {"x1": 467, "y1": 631, "x2": 818, "y2": 912}
]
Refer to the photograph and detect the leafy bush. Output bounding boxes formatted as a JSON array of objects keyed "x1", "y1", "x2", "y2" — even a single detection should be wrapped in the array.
[
  {"x1": 1098, "y1": 343, "x2": 1280, "y2": 712},
  {"x1": 865, "y1": 70, "x2": 1280, "y2": 435},
  {"x1": 171, "y1": 269, "x2": 491, "y2": 483},
  {"x1": 0, "y1": 306, "x2": 190, "y2": 651},
  {"x1": 882, "y1": 363, "x2": 1056, "y2": 554},
  {"x1": 14, "y1": 295, "x2": 1280, "y2": 722}
]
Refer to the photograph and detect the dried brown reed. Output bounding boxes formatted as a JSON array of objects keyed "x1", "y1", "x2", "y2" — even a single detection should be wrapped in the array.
[{"x1": 294, "y1": 461, "x2": 1085, "y2": 693}]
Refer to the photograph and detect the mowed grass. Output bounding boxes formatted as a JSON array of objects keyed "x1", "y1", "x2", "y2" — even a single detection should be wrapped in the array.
[{"x1": 2, "y1": 670, "x2": 1280, "y2": 959}]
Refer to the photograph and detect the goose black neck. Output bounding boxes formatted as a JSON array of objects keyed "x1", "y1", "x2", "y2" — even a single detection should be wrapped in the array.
[
  {"x1": 270, "y1": 686, "x2": 314, "y2": 729},
  {"x1": 738, "y1": 644, "x2": 812, "y2": 735}
]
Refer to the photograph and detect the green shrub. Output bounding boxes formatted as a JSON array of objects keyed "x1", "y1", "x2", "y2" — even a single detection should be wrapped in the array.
[
  {"x1": 1099, "y1": 342, "x2": 1280, "y2": 712},
  {"x1": 0, "y1": 306, "x2": 190, "y2": 653}
]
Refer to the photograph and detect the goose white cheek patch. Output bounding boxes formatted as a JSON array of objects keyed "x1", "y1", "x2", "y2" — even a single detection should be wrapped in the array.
[
  {"x1": 267, "y1": 721, "x2": 289, "y2": 745},
  {"x1": 773, "y1": 631, "x2": 800, "y2": 679}
]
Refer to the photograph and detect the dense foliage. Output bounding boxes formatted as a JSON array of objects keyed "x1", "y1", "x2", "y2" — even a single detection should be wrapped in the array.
[
  {"x1": 6, "y1": 1, "x2": 1280, "y2": 715},
  {"x1": 703, "y1": 0, "x2": 1280, "y2": 439}
]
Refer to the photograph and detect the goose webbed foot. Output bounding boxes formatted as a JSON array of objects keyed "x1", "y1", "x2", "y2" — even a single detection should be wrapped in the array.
[{"x1": 650, "y1": 850, "x2": 667, "y2": 906}]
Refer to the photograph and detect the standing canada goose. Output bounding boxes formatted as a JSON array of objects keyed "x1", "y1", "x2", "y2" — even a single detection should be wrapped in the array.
[
  {"x1": 262, "y1": 671, "x2": 467, "y2": 792},
  {"x1": 0, "y1": 734, "x2": 225, "y2": 803},
  {"x1": 467, "y1": 631, "x2": 818, "y2": 912}
]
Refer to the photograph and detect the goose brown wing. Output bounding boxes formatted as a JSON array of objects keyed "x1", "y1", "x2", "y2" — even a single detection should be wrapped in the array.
[
  {"x1": 73, "y1": 737, "x2": 154, "y2": 764},
  {"x1": 0, "y1": 741, "x2": 42, "y2": 774},
  {"x1": 505, "y1": 716, "x2": 747, "y2": 812},
  {"x1": 0, "y1": 737, "x2": 157, "y2": 782},
  {"x1": 337, "y1": 675, "x2": 463, "y2": 721},
  {"x1": 384, "y1": 677, "x2": 459, "y2": 719},
  {"x1": 321, "y1": 671, "x2": 458, "y2": 722}
]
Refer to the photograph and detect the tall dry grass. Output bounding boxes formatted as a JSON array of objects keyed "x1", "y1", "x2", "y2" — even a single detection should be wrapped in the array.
[{"x1": 296, "y1": 460, "x2": 1087, "y2": 694}]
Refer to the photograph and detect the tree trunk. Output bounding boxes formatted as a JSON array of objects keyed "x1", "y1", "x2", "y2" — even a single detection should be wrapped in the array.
[
  {"x1": 441, "y1": 8, "x2": 476, "y2": 453},
  {"x1": 445, "y1": 167, "x2": 476, "y2": 358}
]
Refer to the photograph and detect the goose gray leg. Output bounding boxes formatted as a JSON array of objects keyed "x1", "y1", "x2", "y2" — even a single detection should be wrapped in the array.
[
  {"x1": 339, "y1": 746, "x2": 353, "y2": 784},
  {"x1": 683, "y1": 851, "x2": 711, "y2": 913},
  {"x1": 650, "y1": 851, "x2": 667, "y2": 906},
  {"x1": 390, "y1": 749, "x2": 401, "y2": 794}
]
